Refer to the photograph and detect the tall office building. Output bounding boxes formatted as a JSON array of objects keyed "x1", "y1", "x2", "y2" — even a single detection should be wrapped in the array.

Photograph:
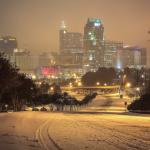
[
  {"x1": 11, "y1": 49, "x2": 39, "y2": 73},
  {"x1": 0, "y1": 36, "x2": 17, "y2": 55},
  {"x1": 116, "y1": 46, "x2": 147, "y2": 69},
  {"x1": 83, "y1": 18, "x2": 104, "y2": 71},
  {"x1": 103, "y1": 40, "x2": 123, "y2": 68},
  {"x1": 38, "y1": 52, "x2": 52, "y2": 68},
  {"x1": 60, "y1": 32, "x2": 82, "y2": 54},
  {"x1": 59, "y1": 21, "x2": 83, "y2": 65},
  {"x1": 59, "y1": 21, "x2": 68, "y2": 54}
]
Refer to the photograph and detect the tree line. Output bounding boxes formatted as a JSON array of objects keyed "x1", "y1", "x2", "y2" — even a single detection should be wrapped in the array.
[
  {"x1": 82, "y1": 67, "x2": 150, "y2": 88},
  {"x1": 0, "y1": 53, "x2": 37, "y2": 111},
  {"x1": 34, "y1": 92, "x2": 97, "y2": 112}
]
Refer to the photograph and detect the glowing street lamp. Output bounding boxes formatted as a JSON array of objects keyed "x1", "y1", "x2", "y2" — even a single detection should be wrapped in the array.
[
  {"x1": 126, "y1": 82, "x2": 131, "y2": 88},
  {"x1": 50, "y1": 87, "x2": 54, "y2": 91},
  {"x1": 96, "y1": 82, "x2": 100, "y2": 86},
  {"x1": 104, "y1": 83, "x2": 107, "y2": 86},
  {"x1": 69, "y1": 82, "x2": 73, "y2": 88},
  {"x1": 73, "y1": 73, "x2": 77, "y2": 78},
  {"x1": 78, "y1": 82, "x2": 82, "y2": 87},
  {"x1": 32, "y1": 75, "x2": 36, "y2": 80},
  {"x1": 136, "y1": 87, "x2": 140, "y2": 92},
  {"x1": 141, "y1": 74, "x2": 145, "y2": 78},
  {"x1": 135, "y1": 87, "x2": 140, "y2": 98},
  {"x1": 36, "y1": 81, "x2": 41, "y2": 86}
]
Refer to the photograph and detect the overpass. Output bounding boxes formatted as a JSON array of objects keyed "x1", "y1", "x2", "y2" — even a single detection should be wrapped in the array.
[{"x1": 61, "y1": 85, "x2": 120, "y2": 95}]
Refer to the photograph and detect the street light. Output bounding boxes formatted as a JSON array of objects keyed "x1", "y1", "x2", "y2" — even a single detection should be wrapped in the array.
[
  {"x1": 50, "y1": 87, "x2": 54, "y2": 91},
  {"x1": 135, "y1": 87, "x2": 140, "y2": 98},
  {"x1": 69, "y1": 82, "x2": 73, "y2": 88},
  {"x1": 141, "y1": 74, "x2": 145, "y2": 79},
  {"x1": 32, "y1": 75, "x2": 36, "y2": 80},
  {"x1": 125, "y1": 82, "x2": 131, "y2": 88},
  {"x1": 136, "y1": 87, "x2": 140, "y2": 92},
  {"x1": 78, "y1": 82, "x2": 82, "y2": 87},
  {"x1": 96, "y1": 82, "x2": 100, "y2": 86},
  {"x1": 104, "y1": 83, "x2": 107, "y2": 86}
]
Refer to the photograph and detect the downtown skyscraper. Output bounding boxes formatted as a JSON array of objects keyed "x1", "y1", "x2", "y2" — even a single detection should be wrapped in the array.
[
  {"x1": 0, "y1": 36, "x2": 18, "y2": 55},
  {"x1": 59, "y1": 21, "x2": 83, "y2": 65},
  {"x1": 83, "y1": 18, "x2": 104, "y2": 72}
]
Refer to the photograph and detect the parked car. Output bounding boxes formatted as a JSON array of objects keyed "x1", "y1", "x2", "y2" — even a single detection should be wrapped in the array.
[{"x1": 32, "y1": 107, "x2": 39, "y2": 111}]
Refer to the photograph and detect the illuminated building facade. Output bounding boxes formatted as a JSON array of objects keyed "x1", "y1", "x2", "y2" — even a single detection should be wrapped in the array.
[
  {"x1": 41, "y1": 66, "x2": 59, "y2": 77},
  {"x1": 0, "y1": 36, "x2": 17, "y2": 55},
  {"x1": 38, "y1": 52, "x2": 54, "y2": 68},
  {"x1": 103, "y1": 41, "x2": 123, "y2": 68},
  {"x1": 59, "y1": 21, "x2": 68, "y2": 54},
  {"x1": 83, "y1": 18, "x2": 104, "y2": 71},
  {"x1": 59, "y1": 21, "x2": 83, "y2": 66},
  {"x1": 116, "y1": 46, "x2": 147, "y2": 69},
  {"x1": 12, "y1": 50, "x2": 39, "y2": 72}
]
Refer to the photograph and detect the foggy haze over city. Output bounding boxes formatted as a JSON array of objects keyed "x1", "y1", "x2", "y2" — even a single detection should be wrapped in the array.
[
  {"x1": 0, "y1": 1, "x2": 150, "y2": 150},
  {"x1": 0, "y1": 0, "x2": 149, "y2": 58}
]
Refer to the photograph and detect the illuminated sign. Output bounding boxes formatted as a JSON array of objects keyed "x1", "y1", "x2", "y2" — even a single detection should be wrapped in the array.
[{"x1": 41, "y1": 66, "x2": 59, "y2": 76}]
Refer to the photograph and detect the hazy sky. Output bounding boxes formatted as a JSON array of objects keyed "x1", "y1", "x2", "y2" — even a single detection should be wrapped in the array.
[{"x1": 0, "y1": 0, "x2": 150, "y2": 58}]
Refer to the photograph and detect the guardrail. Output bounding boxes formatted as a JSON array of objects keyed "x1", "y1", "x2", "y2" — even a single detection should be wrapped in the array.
[{"x1": 62, "y1": 85, "x2": 120, "y2": 90}]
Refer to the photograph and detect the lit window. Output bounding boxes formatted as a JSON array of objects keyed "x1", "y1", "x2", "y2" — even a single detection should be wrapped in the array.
[
  {"x1": 94, "y1": 22, "x2": 101, "y2": 27},
  {"x1": 89, "y1": 54, "x2": 93, "y2": 61},
  {"x1": 88, "y1": 32, "x2": 92, "y2": 35}
]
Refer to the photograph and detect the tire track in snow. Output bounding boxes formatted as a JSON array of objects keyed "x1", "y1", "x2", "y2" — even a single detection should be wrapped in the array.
[
  {"x1": 35, "y1": 120, "x2": 62, "y2": 150},
  {"x1": 74, "y1": 118, "x2": 150, "y2": 150}
]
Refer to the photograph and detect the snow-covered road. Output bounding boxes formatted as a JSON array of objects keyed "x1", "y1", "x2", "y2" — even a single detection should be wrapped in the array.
[{"x1": 0, "y1": 95, "x2": 150, "y2": 150}]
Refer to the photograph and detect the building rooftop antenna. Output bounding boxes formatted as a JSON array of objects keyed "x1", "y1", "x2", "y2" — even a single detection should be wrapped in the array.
[{"x1": 61, "y1": 21, "x2": 67, "y2": 30}]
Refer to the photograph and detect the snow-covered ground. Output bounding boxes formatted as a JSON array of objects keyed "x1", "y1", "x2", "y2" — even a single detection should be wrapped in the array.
[{"x1": 0, "y1": 95, "x2": 150, "y2": 150}]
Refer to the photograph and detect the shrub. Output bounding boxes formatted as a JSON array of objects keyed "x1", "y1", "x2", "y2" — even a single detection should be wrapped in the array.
[{"x1": 127, "y1": 94, "x2": 150, "y2": 111}]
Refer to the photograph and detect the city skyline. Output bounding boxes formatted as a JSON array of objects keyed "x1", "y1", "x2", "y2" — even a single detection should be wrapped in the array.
[
  {"x1": 0, "y1": 1, "x2": 150, "y2": 149},
  {"x1": 0, "y1": 0, "x2": 149, "y2": 64}
]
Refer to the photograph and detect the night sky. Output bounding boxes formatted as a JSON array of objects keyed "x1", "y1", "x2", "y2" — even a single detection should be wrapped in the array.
[{"x1": 0, "y1": 0, "x2": 150, "y2": 64}]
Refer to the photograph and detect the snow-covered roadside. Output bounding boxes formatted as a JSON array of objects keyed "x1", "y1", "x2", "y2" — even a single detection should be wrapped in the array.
[{"x1": 0, "y1": 95, "x2": 149, "y2": 150}]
